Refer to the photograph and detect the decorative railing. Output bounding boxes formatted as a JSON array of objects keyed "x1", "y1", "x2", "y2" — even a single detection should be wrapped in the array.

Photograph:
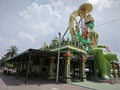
[{"x1": 40, "y1": 38, "x2": 85, "y2": 51}]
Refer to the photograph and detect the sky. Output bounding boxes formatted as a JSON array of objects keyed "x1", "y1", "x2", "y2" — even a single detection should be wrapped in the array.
[{"x1": 0, "y1": 0, "x2": 120, "y2": 61}]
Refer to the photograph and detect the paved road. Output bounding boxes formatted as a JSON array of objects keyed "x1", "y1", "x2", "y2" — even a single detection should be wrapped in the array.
[{"x1": 0, "y1": 72, "x2": 90, "y2": 90}]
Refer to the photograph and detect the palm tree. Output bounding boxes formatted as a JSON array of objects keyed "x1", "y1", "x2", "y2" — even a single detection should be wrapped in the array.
[{"x1": 5, "y1": 45, "x2": 19, "y2": 58}]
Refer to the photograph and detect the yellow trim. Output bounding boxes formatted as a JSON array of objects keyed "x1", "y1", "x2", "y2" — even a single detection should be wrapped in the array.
[{"x1": 50, "y1": 45, "x2": 86, "y2": 54}]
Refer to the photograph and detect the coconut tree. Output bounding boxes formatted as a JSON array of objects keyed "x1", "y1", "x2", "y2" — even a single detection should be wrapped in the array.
[
  {"x1": 5, "y1": 45, "x2": 19, "y2": 58},
  {"x1": 0, "y1": 45, "x2": 18, "y2": 72}
]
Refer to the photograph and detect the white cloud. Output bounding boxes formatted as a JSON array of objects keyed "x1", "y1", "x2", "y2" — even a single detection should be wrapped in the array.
[
  {"x1": 50, "y1": 0, "x2": 75, "y2": 14},
  {"x1": 10, "y1": 39, "x2": 19, "y2": 44},
  {"x1": 31, "y1": 22, "x2": 55, "y2": 34},
  {"x1": 88, "y1": 0, "x2": 119, "y2": 11},
  {"x1": 19, "y1": 2, "x2": 61, "y2": 35},
  {"x1": 19, "y1": 32, "x2": 36, "y2": 43},
  {"x1": 19, "y1": 10, "x2": 30, "y2": 19},
  {"x1": 19, "y1": 0, "x2": 79, "y2": 37},
  {"x1": 18, "y1": 0, "x2": 120, "y2": 51},
  {"x1": 0, "y1": 37, "x2": 4, "y2": 42}
]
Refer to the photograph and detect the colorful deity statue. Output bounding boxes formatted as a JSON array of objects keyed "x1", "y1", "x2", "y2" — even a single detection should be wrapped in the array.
[
  {"x1": 69, "y1": 3, "x2": 118, "y2": 79},
  {"x1": 85, "y1": 13, "x2": 118, "y2": 79}
]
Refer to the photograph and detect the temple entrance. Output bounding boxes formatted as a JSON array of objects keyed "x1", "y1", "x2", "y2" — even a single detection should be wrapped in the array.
[
  {"x1": 70, "y1": 57, "x2": 81, "y2": 81},
  {"x1": 70, "y1": 55, "x2": 96, "y2": 82},
  {"x1": 85, "y1": 59, "x2": 95, "y2": 80}
]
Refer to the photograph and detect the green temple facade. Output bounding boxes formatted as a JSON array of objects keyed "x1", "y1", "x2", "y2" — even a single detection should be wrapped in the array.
[
  {"x1": 6, "y1": 37, "x2": 119, "y2": 84},
  {"x1": 6, "y1": 37, "x2": 90, "y2": 83}
]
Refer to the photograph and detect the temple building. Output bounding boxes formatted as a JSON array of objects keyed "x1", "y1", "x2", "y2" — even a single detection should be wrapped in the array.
[
  {"x1": 5, "y1": 3, "x2": 120, "y2": 84},
  {"x1": 6, "y1": 37, "x2": 120, "y2": 84}
]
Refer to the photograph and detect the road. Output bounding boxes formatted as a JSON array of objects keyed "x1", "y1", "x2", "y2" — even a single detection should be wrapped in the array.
[{"x1": 0, "y1": 72, "x2": 90, "y2": 90}]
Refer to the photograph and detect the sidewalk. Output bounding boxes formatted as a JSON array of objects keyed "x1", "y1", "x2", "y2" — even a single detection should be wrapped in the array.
[
  {"x1": 0, "y1": 72, "x2": 90, "y2": 90},
  {"x1": 71, "y1": 80, "x2": 120, "y2": 90}
]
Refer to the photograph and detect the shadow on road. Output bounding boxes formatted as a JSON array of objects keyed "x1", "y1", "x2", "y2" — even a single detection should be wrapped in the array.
[{"x1": 0, "y1": 72, "x2": 61, "y2": 86}]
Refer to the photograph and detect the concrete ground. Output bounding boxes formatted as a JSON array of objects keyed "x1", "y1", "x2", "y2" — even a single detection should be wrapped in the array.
[
  {"x1": 0, "y1": 70, "x2": 120, "y2": 90},
  {"x1": 71, "y1": 79, "x2": 120, "y2": 90},
  {"x1": 0, "y1": 72, "x2": 90, "y2": 90}
]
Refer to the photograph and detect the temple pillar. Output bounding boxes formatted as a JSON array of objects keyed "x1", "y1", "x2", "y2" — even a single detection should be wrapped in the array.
[
  {"x1": 78, "y1": 54, "x2": 86, "y2": 81},
  {"x1": 117, "y1": 64, "x2": 120, "y2": 78},
  {"x1": 94, "y1": 59, "x2": 98, "y2": 80},
  {"x1": 16, "y1": 61, "x2": 20, "y2": 79},
  {"x1": 48, "y1": 57, "x2": 56, "y2": 79},
  {"x1": 113, "y1": 63, "x2": 117, "y2": 78},
  {"x1": 63, "y1": 50, "x2": 73, "y2": 83},
  {"x1": 39, "y1": 58, "x2": 45, "y2": 76}
]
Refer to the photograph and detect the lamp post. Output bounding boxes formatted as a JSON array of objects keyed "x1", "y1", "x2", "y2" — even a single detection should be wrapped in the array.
[{"x1": 56, "y1": 32, "x2": 61, "y2": 83}]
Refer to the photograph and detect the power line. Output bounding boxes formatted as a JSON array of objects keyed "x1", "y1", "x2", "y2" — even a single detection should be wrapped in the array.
[
  {"x1": 61, "y1": 18, "x2": 120, "y2": 39},
  {"x1": 96, "y1": 18, "x2": 120, "y2": 27}
]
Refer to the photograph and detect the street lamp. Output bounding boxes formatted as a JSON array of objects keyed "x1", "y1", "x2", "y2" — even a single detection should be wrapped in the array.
[{"x1": 56, "y1": 32, "x2": 61, "y2": 83}]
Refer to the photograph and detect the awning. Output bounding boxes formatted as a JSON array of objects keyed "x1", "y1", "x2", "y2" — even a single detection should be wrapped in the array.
[{"x1": 6, "y1": 48, "x2": 60, "y2": 62}]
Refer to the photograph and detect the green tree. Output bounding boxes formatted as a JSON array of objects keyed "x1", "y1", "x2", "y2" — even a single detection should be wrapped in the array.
[
  {"x1": 0, "y1": 45, "x2": 18, "y2": 69},
  {"x1": 5, "y1": 45, "x2": 19, "y2": 58},
  {"x1": 0, "y1": 56, "x2": 8, "y2": 66}
]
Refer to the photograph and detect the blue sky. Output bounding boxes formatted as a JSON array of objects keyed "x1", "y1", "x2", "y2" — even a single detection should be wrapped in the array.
[{"x1": 0, "y1": 0, "x2": 120, "y2": 61}]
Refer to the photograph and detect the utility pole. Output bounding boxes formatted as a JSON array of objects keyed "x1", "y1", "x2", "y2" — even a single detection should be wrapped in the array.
[{"x1": 56, "y1": 32, "x2": 61, "y2": 83}]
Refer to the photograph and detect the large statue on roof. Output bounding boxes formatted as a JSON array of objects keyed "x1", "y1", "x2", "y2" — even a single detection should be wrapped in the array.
[{"x1": 69, "y1": 3, "x2": 118, "y2": 80}]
